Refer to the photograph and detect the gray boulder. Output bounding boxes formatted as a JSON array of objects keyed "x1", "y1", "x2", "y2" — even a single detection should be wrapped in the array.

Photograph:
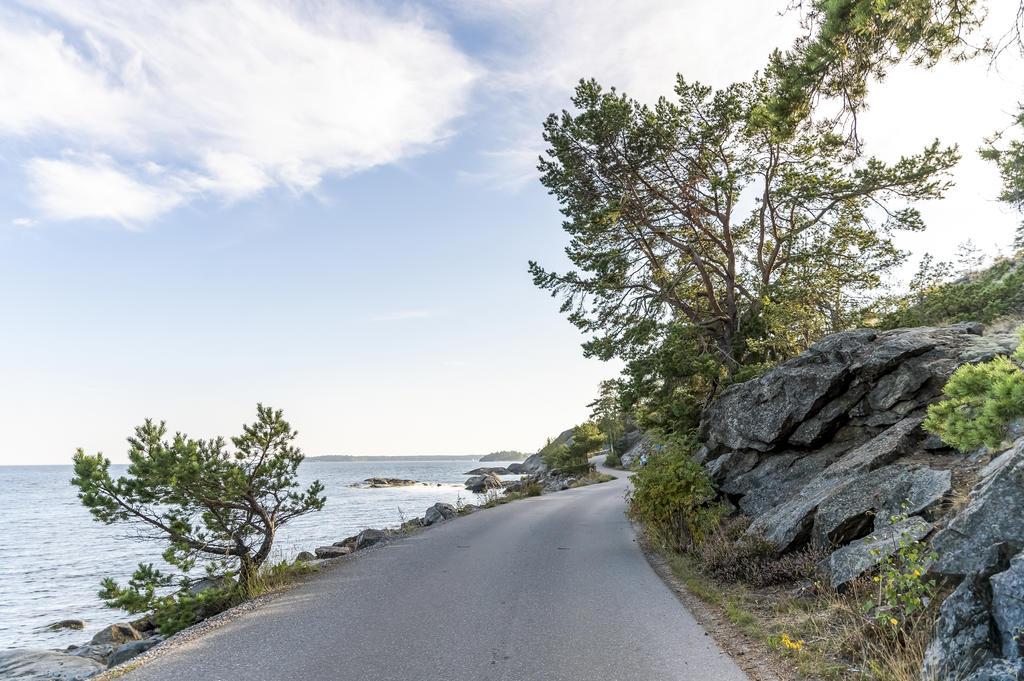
[
  {"x1": 423, "y1": 503, "x2": 458, "y2": 525},
  {"x1": 816, "y1": 516, "x2": 933, "y2": 589},
  {"x1": 990, "y1": 551, "x2": 1024, "y2": 663},
  {"x1": 354, "y1": 528, "x2": 389, "y2": 550},
  {"x1": 506, "y1": 462, "x2": 527, "y2": 474},
  {"x1": 932, "y1": 439, "x2": 1024, "y2": 576},
  {"x1": 314, "y1": 545, "x2": 352, "y2": 558},
  {"x1": 69, "y1": 644, "x2": 113, "y2": 663},
  {"x1": 701, "y1": 325, "x2": 1016, "y2": 457},
  {"x1": 922, "y1": 575, "x2": 999, "y2": 681},
  {"x1": 464, "y1": 467, "x2": 509, "y2": 475},
  {"x1": 107, "y1": 637, "x2": 159, "y2": 668},
  {"x1": 89, "y1": 622, "x2": 142, "y2": 647},
  {"x1": 0, "y1": 649, "x2": 104, "y2": 681},
  {"x1": 811, "y1": 465, "x2": 950, "y2": 547},
  {"x1": 620, "y1": 433, "x2": 653, "y2": 469},
  {"x1": 519, "y1": 452, "x2": 548, "y2": 475},
  {"x1": 464, "y1": 473, "x2": 502, "y2": 492},
  {"x1": 747, "y1": 417, "x2": 923, "y2": 551},
  {"x1": 295, "y1": 551, "x2": 316, "y2": 562}
]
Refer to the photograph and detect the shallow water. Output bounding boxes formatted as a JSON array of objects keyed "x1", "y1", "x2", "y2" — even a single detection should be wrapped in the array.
[{"x1": 0, "y1": 460, "x2": 512, "y2": 650}]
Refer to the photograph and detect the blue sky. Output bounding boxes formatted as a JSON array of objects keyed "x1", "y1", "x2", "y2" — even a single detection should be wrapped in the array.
[{"x1": 2, "y1": 0, "x2": 1023, "y2": 464}]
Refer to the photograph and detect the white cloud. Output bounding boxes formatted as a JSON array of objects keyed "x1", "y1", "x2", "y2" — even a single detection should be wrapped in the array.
[
  {"x1": 447, "y1": 0, "x2": 801, "y2": 189},
  {"x1": 370, "y1": 309, "x2": 433, "y2": 322},
  {"x1": 26, "y1": 155, "x2": 186, "y2": 225},
  {"x1": 11, "y1": 218, "x2": 37, "y2": 227},
  {"x1": 1, "y1": 0, "x2": 480, "y2": 223}
]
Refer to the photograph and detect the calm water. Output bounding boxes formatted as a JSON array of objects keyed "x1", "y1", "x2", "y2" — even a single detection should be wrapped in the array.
[{"x1": 0, "y1": 460, "x2": 512, "y2": 651}]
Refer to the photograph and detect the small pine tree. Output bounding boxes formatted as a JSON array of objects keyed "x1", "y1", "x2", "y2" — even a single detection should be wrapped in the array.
[{"x1": 72, "y1": 404, "x2": 326, "y2": 601}]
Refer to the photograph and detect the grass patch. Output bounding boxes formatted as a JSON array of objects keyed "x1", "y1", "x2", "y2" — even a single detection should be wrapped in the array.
[
  {"x1": 650, "y1": 520, "x2": 942, "y2": 681},
  {"x1": 569, "y1": 471, "x2": 616, "y2": 487}
]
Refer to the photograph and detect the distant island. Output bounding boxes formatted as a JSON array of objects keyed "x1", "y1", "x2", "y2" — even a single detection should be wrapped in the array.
[
  {"x1": 479, "y1": 451, "x2": 527, "y2": 461},
  {"x1": 306, "y1": 451, "x2": 528, "y2": 463}
]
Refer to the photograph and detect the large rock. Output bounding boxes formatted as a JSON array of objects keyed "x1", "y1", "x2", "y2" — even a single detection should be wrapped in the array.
[
  {"x1": 701, "y1": 324, "x2": 1016, "y2": 456},
  {"x1": 464, "y1": 467, "x2": 509, "y2": 475},
  {"x1": 107, "y1": 637, "x2": 160, "y2": 668},
  {"x1": 423, "y1": 503, "x2": 457, "y2": 525},
  {"x1": 990, "y1": 551, "x2": 1024, "y2": 663},
  {"x1": 0, "y1": 649, "x2": 104, "y2": 681},
  {"x1": 922, "y1": 575, "x2": 999, "y2": 681},
  {"x1": 464, "y1": 473, "x2": 502, "y2": 492},
  {"x1": 354, "y1": 528, "x2": 390, "y2": 550},
  {"x1": 747, "y1": 418, "x2": 923, "y2": 551},
  {"x1": 314, "y1": 545, "x2": 352, "y2": 559},
  {"x1": 816, "y1": 516, "x2": 933, "y2": 589},
  {"x1": 932, "y1": 439, "x2": 1024, "y2": 576},
  {"x1": 620, "y1": 433, "x2": 654, "y2": 469},
  {"x1": 89, "y1": 622, "x2": 142, "y2": 647},
  {"x1": 811, "y1": 465, "x2": 950, "y2": 547},
  {"x1": 518, "y1": 452, "x2": 548, "y2": 475}
]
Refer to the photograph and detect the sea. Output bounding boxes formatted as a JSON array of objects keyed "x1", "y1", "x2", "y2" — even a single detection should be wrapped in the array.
[{"x1": 0, "y1": 460, "x2": 516, "y2": 651}]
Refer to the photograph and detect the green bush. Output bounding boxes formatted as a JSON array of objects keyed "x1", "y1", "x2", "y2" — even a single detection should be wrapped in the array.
[
  {"x1": 924, "y1": 329, "x2": 1024, "y2": 450},
  {"x1": 626, "y1": 436, "x2": 723, "y2": 547},
  {"x1": 879, "y1": 257, "x2": 1024, "y2": 329},
  {"x1": 542, "y1": 422, "x2": 604, "y2": 476}
]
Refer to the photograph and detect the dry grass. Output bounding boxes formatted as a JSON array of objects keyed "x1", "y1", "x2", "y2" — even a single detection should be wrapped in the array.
[{"x1": 654, "y1": 519, "x2": 943, "y2": 681}]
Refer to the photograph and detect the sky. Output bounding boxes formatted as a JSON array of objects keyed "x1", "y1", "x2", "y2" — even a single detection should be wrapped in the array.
[{"x1": 1, "y1": 0, "x2": 1023, "y2": 464}]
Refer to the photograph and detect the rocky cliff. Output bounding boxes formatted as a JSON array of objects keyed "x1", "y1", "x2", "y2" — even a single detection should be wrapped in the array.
[{"x1": 696, "y1": 323, "x2": 1024, "y2": 681}]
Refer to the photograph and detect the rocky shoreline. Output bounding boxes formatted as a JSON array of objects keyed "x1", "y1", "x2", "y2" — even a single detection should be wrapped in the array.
[{"x1": 0, "y1": 455, "x2": 587, "y2": 681}]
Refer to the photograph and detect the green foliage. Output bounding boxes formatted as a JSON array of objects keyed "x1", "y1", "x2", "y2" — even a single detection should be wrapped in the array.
[
  {"x1": 864, "y1": 512, "x2": 938, "y2": 635},
  {"x1": 879, "y1": 257, "x2": 1024, "y2": 328},
  {"x1": 72, "y1": 404, "x2": 326, "y2": 604},
  {"x1": 588, "y1": 379, "x2": 632, "y2": 460},
  {"x1": 626, "y1": 436, "x2": 724, "y2": 547},
  {"x1": 98, "y1": 563, "x2": 175, "y2": 615},
  {"x1": 982, "y1": 107, "x2": 1024, "y2": 251},
  {"x1": 532, "y1": 75, "x2": 956, "y2": 385},
  {"x1": 768, "y1": 0, "x2": 984, "y2": 140},
  {"x1": 543, "y1": 422, "x2": 605, "y2": 476},
  {"x1": 924, "y1": 331, "x2": 1024, "y2": 450}
]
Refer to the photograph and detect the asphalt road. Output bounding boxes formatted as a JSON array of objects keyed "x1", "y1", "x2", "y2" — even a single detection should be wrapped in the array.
[{"x1": 124, "y1": 460, "x2": 749, "y2": 681}]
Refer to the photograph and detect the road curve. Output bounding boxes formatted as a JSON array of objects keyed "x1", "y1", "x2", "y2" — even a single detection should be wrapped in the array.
[{"x1": 124, "y1": 461, "x2": 748, "y2": 681}]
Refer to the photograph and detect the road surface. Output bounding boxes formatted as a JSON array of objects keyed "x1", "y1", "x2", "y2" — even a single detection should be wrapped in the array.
[{"x1": 124, "y1": 460, "x2": 749, "y2": 681}]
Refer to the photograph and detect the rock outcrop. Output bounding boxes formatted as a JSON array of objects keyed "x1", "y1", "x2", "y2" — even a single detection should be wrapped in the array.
[
  {"x1": 694, "y1": 323, "x2": 1024, "y2": 677},
  {"x1": 464, "y1": 472, "x2": 503, "y2": 492},
  {"x1": 464, "y1": 467, "x2": 510, "y2": 475},
  {"x1": 0, "y1": 649, "x2": 104, "y2": 681},
  {"x1": 423, "y1": 503, "x2": 457, "y2": 525}
]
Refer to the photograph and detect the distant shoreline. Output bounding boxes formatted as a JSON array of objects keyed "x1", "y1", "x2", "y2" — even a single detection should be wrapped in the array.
[
  {"x1": 307, "y1": 453, "x2": 527, "y2": 463},
  {"x1": 306, "y1": 455, "x2": 482, "y2": 462}
]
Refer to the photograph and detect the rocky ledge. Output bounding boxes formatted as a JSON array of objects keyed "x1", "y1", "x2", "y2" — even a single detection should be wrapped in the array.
[
  {"x1": 696, "y1": 323, "x2": 1024, "y2": 680},
  {"x1": 347, "y1": 477, "x2": 445, "y2": 488}
]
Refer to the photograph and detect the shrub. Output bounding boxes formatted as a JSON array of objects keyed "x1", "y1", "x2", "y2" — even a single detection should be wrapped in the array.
[
  {"x1": 694, "y1": 516, "x2": 826, "y2": 586},
  {"x1": 924, "y1": 328, "x2": 1024, "y2": 450},
  {"x1": 863, "y1": 513, "x2": 938, "y2": 636},
  {"x1": 626, "y1": 436, "x2": 723, "y2": 547}
]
